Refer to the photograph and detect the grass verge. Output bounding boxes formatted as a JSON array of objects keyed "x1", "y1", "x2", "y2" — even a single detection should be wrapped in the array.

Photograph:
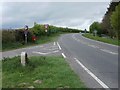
[
  {"x1": 2, "y1": 56, "x2": 86, "y2": 88},
  {"x1": 2, "y1": 33, "x2": 62, "y2": 51},
  {"x1": 0, "y1": 61, "x2": 1, "y2": 89},
  {"x1": 82, "y1": 33, "x2": 120, "y2": 46}
]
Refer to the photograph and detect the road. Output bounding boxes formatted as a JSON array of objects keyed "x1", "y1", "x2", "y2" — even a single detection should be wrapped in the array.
[
  {"x1": 1, "y1": 33, "x2": 118, "y2": 88},
  {"x1": 1, "y1": 42, "x2": 61, "y2": 59},
  {"x1": 58, "y1": 33, "x2": 118, "y2": 88}
]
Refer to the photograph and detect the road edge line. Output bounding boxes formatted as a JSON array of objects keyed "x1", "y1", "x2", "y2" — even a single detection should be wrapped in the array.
[
  {"x1": 62, "y1": 53, "x2": 66, "y2": 58},
  {"x1": 100, "y1": 49, "x2": 118, "y2": 55},
  {"x1": 74, "y1": 58, "x2": 109, "y2": 89},
  {"x1": 57, "y1": 42, "x2": 62, "y2": 50}
]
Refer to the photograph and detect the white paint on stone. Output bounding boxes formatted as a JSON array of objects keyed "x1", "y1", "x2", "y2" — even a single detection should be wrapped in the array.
[{"x1": 21, "y1": 52, "x2": 28, "y2": 66}]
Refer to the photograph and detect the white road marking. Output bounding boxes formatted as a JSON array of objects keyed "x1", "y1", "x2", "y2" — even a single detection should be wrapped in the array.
[
  {"x1": 41, "y1": 45, "x2": 57, "y2": 50},
  {"x1": 73, "y1": 34, "x2": 117, "y2": 55},
  {"x1": 57, "y1": 42, "x2": 62, "y2": 50},
  {"x1": 100, "y1": 49, "x2": 118, "y2": 55},
  {"x1": 88, "y1": 45, "x2": 99, "y2": 49},
  {"x1": 54, "y1": 42, "x2": 56, "y2": 45},
  {"x1": 48, "y1": 48, "x2": 58, "y2": 51},
  {"x1": 32, "y1": 50, "x2": 59, "y2": 55},
  {"x1": 42, "y1": 47, "x2": 58, "y2": 51},
  {"x1": 72, "y1": 34, "x2": 79, "y2": 41},
  {"x1": 72, "y1": 34, "x2": 75, "y2": 39},
  {"x1": 74, "y1": 58, "x2": 109, "y2": 88},
  {"x1": 39, "y1": 46, "x2": 44, "y2": 48},
  {"x1": 72, "y1": 34, "x2": 88, "y2": 45},
  {"x1": 62, "y1": 53, "x2": 66, "y2": 58}
]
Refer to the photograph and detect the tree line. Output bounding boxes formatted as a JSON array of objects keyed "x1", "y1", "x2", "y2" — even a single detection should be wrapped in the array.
[
  {"x1": 89, "y1": 1, "x2": 120, "y2": 40},
  {"x1": 2, "y1": 23, "x2": 81, "y2": 46}
]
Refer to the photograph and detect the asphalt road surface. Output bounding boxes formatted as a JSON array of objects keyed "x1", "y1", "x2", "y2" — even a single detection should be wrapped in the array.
[
  {"x1": 1, "y1": 42, "x2": 62, "y2": 59},
  {"x1": 58, "y1": 33, "x2": 118, "y2": 88},
  {"x1": 1, "y1": 33, "x2": 118, "y2": 89}
]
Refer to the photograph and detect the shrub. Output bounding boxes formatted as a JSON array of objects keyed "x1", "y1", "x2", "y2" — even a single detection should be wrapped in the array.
[
  {"x1": 2, "y1": 29, "x2": 33, "y2": 45},
  {"x1": 2, "y1": 30, "x2": 16, "y2": 44}
]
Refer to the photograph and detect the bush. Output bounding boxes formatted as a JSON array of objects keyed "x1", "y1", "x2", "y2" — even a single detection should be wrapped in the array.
[
  {"x1": 2, "y1": 29, "x2": 33, "y2": 45},
  {"x1": 89, "y1": 22, "x2": 103, "y2": 36},
  {"x1": 31, "y1": 23, "x2": 81, "y2": 37},
  {"x1": 15, "y1": 29, "x2": 33, "y2": 43},
  {"x1": 2, "y1": 30, "x2": 16, "y2": 44},
  {"x1": 15, "y1": 29, "x2": 24, "y2": 42}
]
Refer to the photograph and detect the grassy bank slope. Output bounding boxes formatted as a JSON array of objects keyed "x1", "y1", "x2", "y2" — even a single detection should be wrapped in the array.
[
  {"x1": 82, "y1": 34, "x2": 120, "y2": 46},
  {"x1": 2, "y1": 56, "x2": 86, "y2": 88}
]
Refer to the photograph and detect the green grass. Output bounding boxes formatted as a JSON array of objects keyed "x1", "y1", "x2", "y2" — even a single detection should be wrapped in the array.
[
  {"x1": 2, "y1": 56, "x2": 86, "y2": 88},
  {"x1": 2, "y1": 33, "x2": 62, "y2": 51},
  {"x1": 36, "y1": 33, "x2": 61, "y2": 44},
  {"x1": 82, "y1": 33, "x2": 120, "y2": 46},
  {"x1": 0, "y1": 61, "x2": 1, "y2": 89}
]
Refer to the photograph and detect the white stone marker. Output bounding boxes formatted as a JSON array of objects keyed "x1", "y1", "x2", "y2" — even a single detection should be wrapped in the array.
[{"x1": 21, "y1": 52, "x2": 28, "y2": 66}]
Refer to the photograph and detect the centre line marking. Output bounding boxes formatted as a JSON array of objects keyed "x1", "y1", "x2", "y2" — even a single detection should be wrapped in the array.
[
  {"x1": 88, "y1": 45, "x2": 99, "y2": 49},
  {"x1": 74, "y1": 58, "x2": 109, "y2": 89},
  {"x1": 100, "y1": 49, "x2": 118, "y2": 55},
  {"x1": 62, "y1": 53, "x2": 66, "y2": 58},
  {"x1": 57, "y1": 42, "x2": 62, "y2": 50}
]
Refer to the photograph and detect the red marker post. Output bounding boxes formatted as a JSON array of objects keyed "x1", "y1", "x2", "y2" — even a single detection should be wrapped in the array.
[{"x1": 32, "y1": 35, "x2": 37, "y2": 42}]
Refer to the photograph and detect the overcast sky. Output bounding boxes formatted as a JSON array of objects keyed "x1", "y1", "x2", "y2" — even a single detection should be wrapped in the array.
[{"x1": 2, "y1": 1, "x2": 111, "y2": 30}]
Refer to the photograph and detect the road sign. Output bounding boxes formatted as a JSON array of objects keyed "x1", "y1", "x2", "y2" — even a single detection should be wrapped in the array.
[
  {"x1": 84, "y1": 29, "x2": 87, "y2": 33},
  {"x1": 94, "y1": 30, "x2": 97, "y2": 33},
  {"x1": 45, "y1": 29, "x2": 48, "y2": 32},
  {"x1": 45, "y1": 24, "x2": 49, "y2": 29},
  {"x1": 94, "y1": 30, "x2": 97, "y2": 36},
  {"x1": 24, "y1": 25, "x2": 28, "y2": 30}
]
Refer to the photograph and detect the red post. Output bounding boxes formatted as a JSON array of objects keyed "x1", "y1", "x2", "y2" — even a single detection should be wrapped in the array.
[{"x1": 32, "y1": 35, "x2": 37, "y2": 42}]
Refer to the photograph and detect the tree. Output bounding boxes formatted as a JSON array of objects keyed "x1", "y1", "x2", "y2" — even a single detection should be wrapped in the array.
[
  {"x1": 101, "y1": 1, "x2": 119, "y2": 38},
  {"x1": 110, "y1": 3, "x2": 120, "y2": 39},
  {"x1": 89, "y1": 22, "x2": 102, "y2": 36}
]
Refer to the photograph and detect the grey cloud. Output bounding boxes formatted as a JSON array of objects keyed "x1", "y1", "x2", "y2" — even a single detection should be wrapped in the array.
[{"x1": 2, "y1": 2, "x2": 110, "y2": 30}]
